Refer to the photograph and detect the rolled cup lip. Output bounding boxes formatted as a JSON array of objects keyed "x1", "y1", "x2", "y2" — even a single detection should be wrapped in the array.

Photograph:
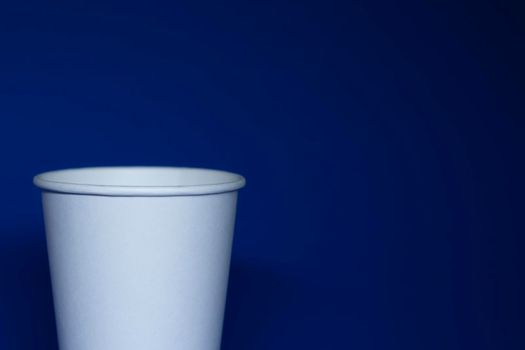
[{"x1": 33, "y1": 166, "x2": 246, "y2": 197}]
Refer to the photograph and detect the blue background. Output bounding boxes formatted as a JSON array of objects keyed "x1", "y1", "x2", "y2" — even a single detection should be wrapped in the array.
[{"x1": 0, "y1": 1, "x2": 523, "y2": 349}]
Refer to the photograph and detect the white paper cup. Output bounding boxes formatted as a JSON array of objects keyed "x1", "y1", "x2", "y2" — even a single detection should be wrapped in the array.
[{"x1": 34, "y1": 167, "x2": 245, "y2": 350}]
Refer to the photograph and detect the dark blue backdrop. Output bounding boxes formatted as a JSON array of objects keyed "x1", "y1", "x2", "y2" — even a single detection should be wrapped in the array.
[{"x1": 0, "y1": 1, "x2": 523, "y2": 349}]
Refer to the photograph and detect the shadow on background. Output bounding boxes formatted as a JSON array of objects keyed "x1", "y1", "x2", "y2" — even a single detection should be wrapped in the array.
[
  {"x1": 222, "y1": 260, "x2": 298, "y2": 349},
  {"x1": 0, "y1": 230, "x2": 57, "y2": 349}
]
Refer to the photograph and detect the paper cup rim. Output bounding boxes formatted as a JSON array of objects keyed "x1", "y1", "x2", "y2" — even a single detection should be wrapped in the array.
[{"x1": 33, "y1": 166, "x2": 246, "y2": 197}]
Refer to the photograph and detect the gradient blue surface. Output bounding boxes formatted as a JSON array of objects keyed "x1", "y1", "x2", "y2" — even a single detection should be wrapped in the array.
[{"x1": 0, "y1": 1, "x2": 523, "y2": 349}]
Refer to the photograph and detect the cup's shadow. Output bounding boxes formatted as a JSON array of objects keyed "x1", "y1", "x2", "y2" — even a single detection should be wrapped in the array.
[
  {"x1": 0, "y1": 230, "x2": 58, "y2": 349},
  {"x1": 221, "y1": 260, "x2": 296, "y2": 350}
]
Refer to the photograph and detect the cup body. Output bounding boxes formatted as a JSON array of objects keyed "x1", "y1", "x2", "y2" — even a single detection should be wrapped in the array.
[{"x1": 34, "y1": 167, "x2": 245, "y2": 350}]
